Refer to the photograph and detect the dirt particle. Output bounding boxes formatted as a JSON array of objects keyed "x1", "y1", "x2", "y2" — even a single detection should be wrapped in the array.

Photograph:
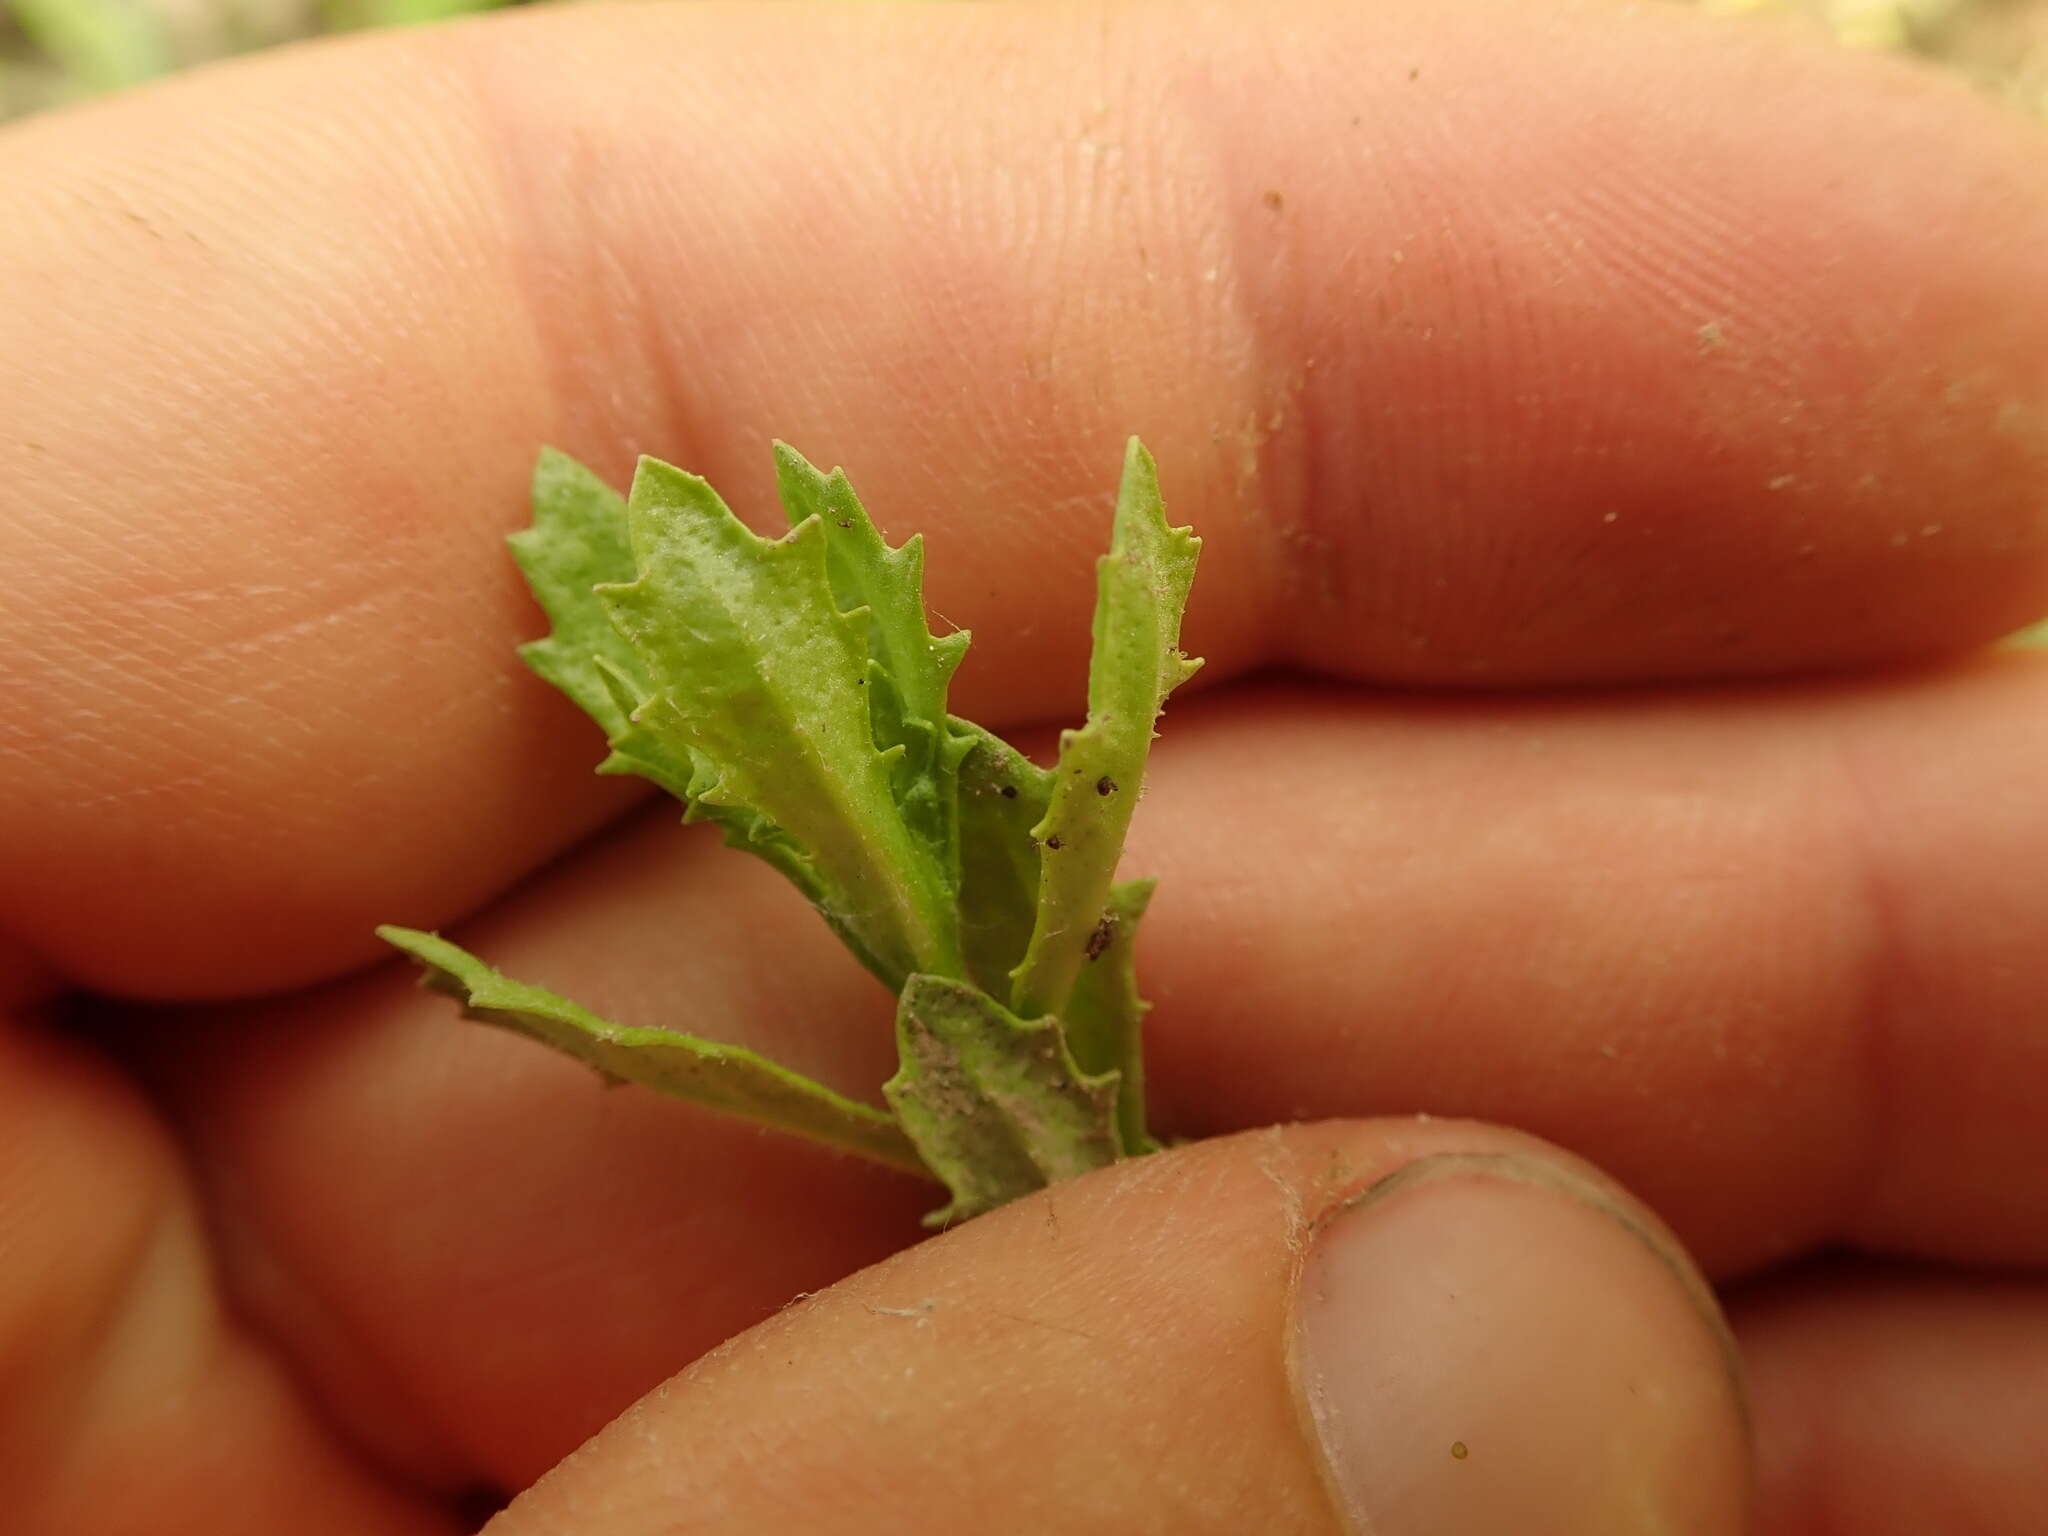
[
  {"x1": 1085, "y1": 915, "x2": 1116, "y2": 960},
  {"x1": 1096, "y1": 775, "x2": 1118, "y2": 796}
]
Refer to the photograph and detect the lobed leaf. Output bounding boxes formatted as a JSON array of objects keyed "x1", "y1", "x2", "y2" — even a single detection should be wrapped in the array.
[
  {"x1": 508, "y1": 452, "x2": 894, "y2": 979},
  {"x1": 507, "y1": 450, "x2": 649, "y2": 749},
  {"x1": 1008, "y1": 438, "x2": 1201, "y2": 1024},
  {"x1": 771, "y1": 444, "x2": 976, "y2": 893},
  {"x1": 598, "y1": 457, "x2": 964, "y2": 989},
  {"x1": 883, "y1": 975, "x2": 1121, "y2": 1225}
]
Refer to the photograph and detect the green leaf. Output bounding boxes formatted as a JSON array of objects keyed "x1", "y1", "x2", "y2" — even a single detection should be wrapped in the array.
[
  {"x1": 508, "y1": 452, "x2": 699, "y2": 805},
  {"x1": 883, "y1": 975, "x2": 1121, "y2": 1225},
  {"x1": 508, "y1": 451, "x2": 659, "y2": 749},
  {"x1": 1009, "y1": 438, "x2": 1201, "y2": 1022},
  {"x1": 378, "y1": 926, "x2": 930, "y2": 1179},
  {"x1": 951, "y1": 720, "x2": 1055, "y2": 997},
  {"x1": 597, "y1": 455, "x2": 968, "y2": 990},
  {"x1": 509, "y1": 452, "x2": 887, "y2": 974},
  {"x1": 951, "y1": 728, "x2": 1155, "y2": 1152},
  {"x1": 393, "y1": 438, "x2": 1198, "y2": 1223},
  {"x1": 1059, "y1": 877, "x2": 1158, "y2": 1153},
  {"x1": 771, "y1": 444, "x2": 975, "y2": 892}
]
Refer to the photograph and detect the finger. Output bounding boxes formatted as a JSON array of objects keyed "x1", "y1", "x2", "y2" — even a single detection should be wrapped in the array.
[
  {"x1": 0, "y1": 1014, "x2": 464, "y2": 1536},
  {"x1": 5, "y1": 2, "x2": 2047, "y2": 998},
  {"x1": 1732, "y1": 1261, "x2": 2048, "y2": 1535},
  {"x1": 489, "y1": 1122, "x2": 1748, "y2": 1536},
  {"x1": 129, "y1": 651, "x2": 2048, "y2": 1481},
  {"x1": 1131, "y1": 656, "x2": 2048, "y2": 1277}
]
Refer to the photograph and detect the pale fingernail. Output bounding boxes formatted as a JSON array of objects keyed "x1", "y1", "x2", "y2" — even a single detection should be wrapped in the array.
[{"x1": 1292, "y1": 1151, "x2": 1750, "y2": 1535}]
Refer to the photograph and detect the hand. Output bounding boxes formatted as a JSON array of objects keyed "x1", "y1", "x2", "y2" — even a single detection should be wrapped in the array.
[{"x1": 4, "y1": 3, "x2": 2046, "y2": 1532}]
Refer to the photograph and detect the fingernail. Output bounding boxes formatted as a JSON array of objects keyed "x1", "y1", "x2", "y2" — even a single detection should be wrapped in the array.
[{"x1": 1291, "y1": 1151, "x2": 1750, "y2": 1535}]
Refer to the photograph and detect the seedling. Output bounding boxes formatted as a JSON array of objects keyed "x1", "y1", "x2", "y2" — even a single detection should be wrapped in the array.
[{"x1": 380, "y1": 439, "x2": 1199, "y2": 1223}]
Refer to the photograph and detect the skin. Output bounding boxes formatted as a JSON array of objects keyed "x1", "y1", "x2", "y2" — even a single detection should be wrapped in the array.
[{"x1": 1, "y1": 1, "x2": 2046, "y2": 1530}]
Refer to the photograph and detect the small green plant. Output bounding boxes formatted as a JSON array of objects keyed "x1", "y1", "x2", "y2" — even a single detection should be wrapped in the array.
[{"x1": 380, "y1": 439, "x2": 1199, "y2": 1223}]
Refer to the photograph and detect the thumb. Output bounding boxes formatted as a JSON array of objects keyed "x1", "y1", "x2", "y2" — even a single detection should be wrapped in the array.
[{"x1": 491, "y1": 1121, "x2": 1750, "y2": 1535}]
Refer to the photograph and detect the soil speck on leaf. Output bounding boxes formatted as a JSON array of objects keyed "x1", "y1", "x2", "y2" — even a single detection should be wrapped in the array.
[{"x1": 1086, "y1": 915, "x2": 1115, "y2": 960}]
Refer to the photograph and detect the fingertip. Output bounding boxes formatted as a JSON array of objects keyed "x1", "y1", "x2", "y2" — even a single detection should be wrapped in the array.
[
  {"x1": 1294, "y1": 1148, "x2": 1749, "y2": 1535},
  {"x1": 492, "y1": 1122, "x2": 1748, "y2": 1534}
]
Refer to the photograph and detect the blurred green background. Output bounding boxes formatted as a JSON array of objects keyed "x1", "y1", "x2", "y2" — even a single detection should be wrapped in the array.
[
  {"x1": 0, "y1": 0, "x2": 509, "y2": 119},
  {"x1": 2, "y1": 0, "x2": 2044, "y2": 125}
]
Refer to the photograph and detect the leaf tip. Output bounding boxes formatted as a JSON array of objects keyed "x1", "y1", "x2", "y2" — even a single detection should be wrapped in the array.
[
  {"x1": 628, "y1": 453, "x2": 695, "y2": 497},
  {"x1": 770, "y1": 437, "x2": 816, "y2": 480},
  {"x1": 375, "y1": 922, "x2": 443, "y2": 957},
  {"x1": 531, "y1": 442, "x2": 576, "y2": 479}
]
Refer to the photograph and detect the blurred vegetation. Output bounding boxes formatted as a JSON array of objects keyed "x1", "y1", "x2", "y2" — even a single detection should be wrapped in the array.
[
  {"x1": 0, "y1": 0, "x2": 518, "y2": 118},
  {"x1": 3, "y1": 0, "x2": 2045, "y2": 122},
  {"x1": 1706, "y1": 0, "x2": 2047, "y2": 110}
]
